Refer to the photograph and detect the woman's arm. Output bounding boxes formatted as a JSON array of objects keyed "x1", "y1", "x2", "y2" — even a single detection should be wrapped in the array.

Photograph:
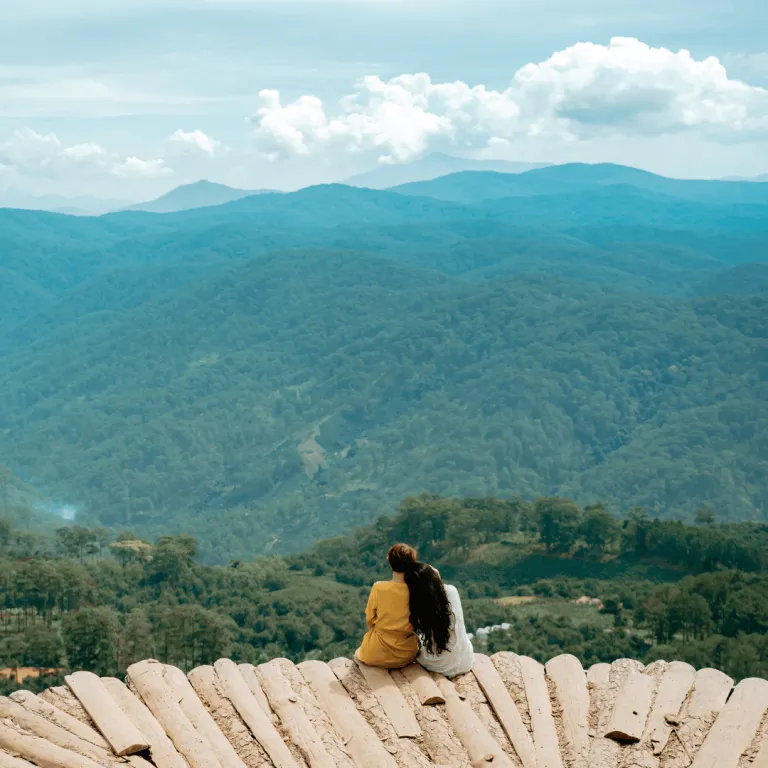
[{"x1": 365, "y1": 583, "x2": 379, "y2": 629}]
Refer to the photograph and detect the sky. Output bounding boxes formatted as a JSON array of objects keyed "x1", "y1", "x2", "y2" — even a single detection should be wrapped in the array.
[{"x1": 1, "y1": 0, "x2": 767, "y2": 202}]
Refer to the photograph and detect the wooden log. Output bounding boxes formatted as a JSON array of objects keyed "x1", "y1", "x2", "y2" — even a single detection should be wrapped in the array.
[
  {"x1": 471, "y1": 654, "x2": 536, "y2": 768},
  {"x1": 752, "y1": 741, "x2": 768, "y2": 768},
  {"x1": 391, "y1": 668, "x2": 472, "y2": 768},
  {"x1": 604, "y1": 668, "x2": 654, "y2": 742},
  {"x1": 0, "y1": 696, "x2": 112, "y2": 764},
  {"x1": 546, "y1": 654, "x2": 589, "y2": 768},
  {"x1": 102, "y1": 676, "x2": 189, "y2": 768},
  {"x1": 238, "y1": 663, "x2": 273, "y2": 718},
  {"x1": 586, "y1": 664, "x2": 611, "y2": 685},
  {"x1": 329, "y1": 657, "x2": 433, "y2": 768},
  {"x1": 275, "y1": 659, "x2": 357, "y2": 768},
  {"x1": 257, "y1": 659, "x2": 336, "y2": 768},
  {"x1": 658, "y1": 667, "x2": 733, "y2": 768},
  {"x1": 298, "y1": 659, "x2": 397, "y2": 768},
  {"x1": 401, "y1": 663, "x2": 445, "y2": 706},
  {"x1": 0, "y1": 719, "x2": 105, "y2": 768},
  {"x1": 352, "y1": 659, "x2": 421, "y2": 739},
  {"x1": 188, "y1": 665, "x2": 273, "y2": 768},
  {"x1": 490, "y1": 653, "x2": 532, "y2": 737},
  {"x1": 687, "y1": 668, "x2": 734, "y2": 719},
  {"x1": 690, "y1": 677, "x2": 768, "y2": 768},
  {"x1": 641, "y1": 661, "x2": 695, "y2": 755},
  {"x1": 126, "y1": 659, "x2": 223, "y2": 768},
  {"x1": 38, "y1": 687, "x2": 95, "y2": 728},
  {"x1": 65, "y1": 670, "x2": 149, "y2": 756},
  {"x1": 588, "y1": 659, "x2": 643, "y2": 768},
  {"x1": 213, "y1": 658, "x2": 298, "y2": 768},
  {"x1": 0, "y1": 751, "x2": 36, "y2": 768},
  {"x1": 518, "y1": 655, "x2": 565, "y2": 768},
  {"x1": 159, "y1": 664, "x2": 246, "y2": 768},
  {"x1": 126, "y1": 757, "x2": 155, "y2": 768},
  {"x1": 435, "y1": 674, "x2": 515, "y2": 768},
  {"x1": 8, "y1": 690, "x2": 109, "y2": 749}
]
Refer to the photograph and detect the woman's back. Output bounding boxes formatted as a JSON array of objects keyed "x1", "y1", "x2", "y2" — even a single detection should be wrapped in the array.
[
  {"x1": 357, "y1": 581, "x2": 419, "y2": 668},
  {"x1": 417, "y1": 584, "x2": 474, "y2": 677}
]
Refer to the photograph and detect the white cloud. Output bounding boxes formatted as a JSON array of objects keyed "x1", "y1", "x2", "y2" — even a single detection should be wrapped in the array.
[
  {"x1": 251, "y1": 37, "x2": 768, "y2": 163},
  {"x1": 166, "y1": 129, "x2": 223, "y2": 157},
  {"x1": 0, "y1": 128, "x2": 172, "y2": 181},
  {"x1": 113, "y1": 156, "x2": 172, "y2": 178}
]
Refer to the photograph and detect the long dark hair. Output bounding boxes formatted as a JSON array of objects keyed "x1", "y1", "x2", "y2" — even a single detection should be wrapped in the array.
[{"x1": 387, "y1": 543, "x2": 452, "y2": 655}]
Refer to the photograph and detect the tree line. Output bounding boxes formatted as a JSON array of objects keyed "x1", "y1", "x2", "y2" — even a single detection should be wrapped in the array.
[{"x1": 3, "y1": 494, "x2": 768, "y2": 694}]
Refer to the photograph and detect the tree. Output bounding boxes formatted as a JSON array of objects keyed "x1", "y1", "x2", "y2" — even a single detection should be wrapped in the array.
[
  {"x1": 148, "y1": 535, "x2": 199, "y2": 587},
  {"x1": 669, "y1": 592, "x2": 713, "y2": 641},
  {"x1": 121, "y1": 609, "x2": 154, "y2": 667},
  {"x1": 579, "y1": 504, "x2": 621, "y2": 557},
  {"x1": 62, "y1": 607, "x2": 119, "y2": 676},
  {"x1": 55, "y1": 526, "x2": 101, "y2": 561},
  {"x1": 0, "y1": 518, "x2": 11, "y2": 550},
  {"x1": 110, "y1": 539, "x2": 153, "y2": 566},
  {"x1": 695, "y1": 508, "x2": 717, "y2": 526},
  {"x1": 536, "y1": 498, "x2": 582, "y2": 553},
  {"x1": 22, "y1": 624, "x2": 62, "y2": 669},
  {"x1": 722, "y1": 587, "x2": 768, "y2": 636}
]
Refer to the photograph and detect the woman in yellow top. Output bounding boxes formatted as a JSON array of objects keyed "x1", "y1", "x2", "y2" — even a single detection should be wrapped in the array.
[{"x1": 357, "y1": 542, "x2": 455, "y2": 669}]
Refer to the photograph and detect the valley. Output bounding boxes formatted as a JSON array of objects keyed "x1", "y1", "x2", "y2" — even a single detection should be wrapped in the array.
[{"x1": 0, "y1": 163, "x2": 766, "y2": 561}]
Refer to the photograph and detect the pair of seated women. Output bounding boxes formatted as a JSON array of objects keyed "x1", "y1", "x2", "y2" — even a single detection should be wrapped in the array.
[{"x1": 356, "y1": 543, "x2": 474, "y2": 677}]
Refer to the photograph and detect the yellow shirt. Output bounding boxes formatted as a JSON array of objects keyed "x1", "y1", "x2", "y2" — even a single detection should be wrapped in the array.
[{"x1": 358, "y1": 581, "x2": 418, "y2": 668}]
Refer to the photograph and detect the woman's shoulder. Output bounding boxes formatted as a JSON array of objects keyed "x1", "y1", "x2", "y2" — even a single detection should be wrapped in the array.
[
  {"x1": 375, "y1": 580, "x2": 407, "y2": 589},
  {"x1": 444, "y1": 583, "x2": 459, "y2": 596}
]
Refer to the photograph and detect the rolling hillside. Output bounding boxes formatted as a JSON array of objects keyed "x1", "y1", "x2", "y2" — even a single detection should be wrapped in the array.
[
  {"x1": 1, "y1": 250, "x2": 765, "y2": 559},
  {"x1": 0, "y1": 165, "x2": 766, "y2": 560}
]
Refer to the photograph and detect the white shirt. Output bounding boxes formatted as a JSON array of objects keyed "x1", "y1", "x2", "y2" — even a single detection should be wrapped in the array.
[{"x1": 417, "y1": 584, "x2": 475, "y2": 678}]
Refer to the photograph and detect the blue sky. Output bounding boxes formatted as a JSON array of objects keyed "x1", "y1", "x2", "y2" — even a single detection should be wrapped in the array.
[{"x1": 1, "y1": 0, "x2": 767, "y2": 200}]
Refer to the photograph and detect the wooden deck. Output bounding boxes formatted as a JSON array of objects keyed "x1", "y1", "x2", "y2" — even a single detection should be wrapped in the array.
[{"x1": 0, "y1": 654, "x2": 765, "y2": 767}]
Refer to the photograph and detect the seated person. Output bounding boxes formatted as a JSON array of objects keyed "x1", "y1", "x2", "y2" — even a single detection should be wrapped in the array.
[
  {"x1": 357, "y1": 543, "x2": 420, "y2": 669},
  {"x1": 357, "y1": 543, "x2": 474, "y2": 677},
  {"x1": 415, "y1": 566, "x2": 474, "y2": 678}
]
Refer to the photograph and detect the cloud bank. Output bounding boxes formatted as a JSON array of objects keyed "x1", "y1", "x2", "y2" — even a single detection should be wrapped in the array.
[
  {"x1": 252, "y1": 37, "x2": 768, "y2": 163},
  {"x1": 0, "y1": 128, "x2": 225, "y2": 184},
  {"x1": 2, "y1": 37, "x2": 767, "y2": 196}
]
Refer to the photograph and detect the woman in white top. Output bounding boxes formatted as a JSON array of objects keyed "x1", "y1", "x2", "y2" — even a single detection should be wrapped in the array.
[{"x1": 409, "y1": 562, "x2": 474, "y2": 678}]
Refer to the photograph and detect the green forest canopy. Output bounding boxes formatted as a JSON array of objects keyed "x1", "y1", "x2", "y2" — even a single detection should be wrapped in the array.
[
  {"x1": 3, "y1": 494, "x2": 768, "y2": 694},
  {"x1": 0, "y1": 162, "x2": 766, "y2": 561}
]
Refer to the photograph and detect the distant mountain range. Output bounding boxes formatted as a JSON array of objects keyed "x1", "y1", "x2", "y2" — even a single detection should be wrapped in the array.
[
  {"x1": 393, "y1": 163, "x2": 768, "y2": 206},
  {"x1": 0, "y1": 159, "x2": 766, "y2": 559},
  {"x1": 344, "y1": 152, "x2": 550, "y2": 189},
  {"x1": 722, "y1": 173, "x2": 768, "y2": 182},
  {"x1": 122, "y1": 180, "x2": 275, "y2": 214},
  {"x1": 0, "y1": 190, "x2": 129, "y2": 216}
]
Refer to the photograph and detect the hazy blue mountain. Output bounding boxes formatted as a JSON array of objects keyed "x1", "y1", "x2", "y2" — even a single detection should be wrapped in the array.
[
  {"x1": 723, "y1": 174, "x2": 768, "y2": 182},
  {"x1": 344, "y1": 152, "x2": 549, "y2": 189},
  {"x1": 2, "y1": 176, "x2": 766, "y2": 341},
  {"x1": 393, "y1": 163, "x2": 768, "y2": 205},
  {"x1": 123, "y1": 180, "x2": 274, "y2": 214},
  {"x1": 0, "y1": 189, "x2": 129, "y2": 215}
]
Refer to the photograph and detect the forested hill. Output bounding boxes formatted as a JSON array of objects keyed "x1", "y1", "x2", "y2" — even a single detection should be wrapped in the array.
[
  {"x1": 3, "y1": 494, "x2": 768, "y2": 692},
  {"x1": 1, "y1": 252, "x2": 765, "y2": 561},
  {"x1": 0, "y1": 162, "x2": 766, "y2": 561}
]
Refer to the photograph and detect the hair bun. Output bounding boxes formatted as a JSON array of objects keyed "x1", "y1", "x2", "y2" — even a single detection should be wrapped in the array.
[{"x1": 387, "y1": 542, "x2": 418, "y2": 573}]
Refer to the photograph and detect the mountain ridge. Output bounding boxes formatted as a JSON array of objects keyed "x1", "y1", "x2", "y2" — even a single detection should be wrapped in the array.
[
  {"x1": 345, "y1": 151, "x2": 550, "y2": 188},
  {"x1": 392, "y1": 162, "x2": 768, "y2": 205},
  {"x1": 122, "y1": 179, "x2": 275, "y2": 214}
]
